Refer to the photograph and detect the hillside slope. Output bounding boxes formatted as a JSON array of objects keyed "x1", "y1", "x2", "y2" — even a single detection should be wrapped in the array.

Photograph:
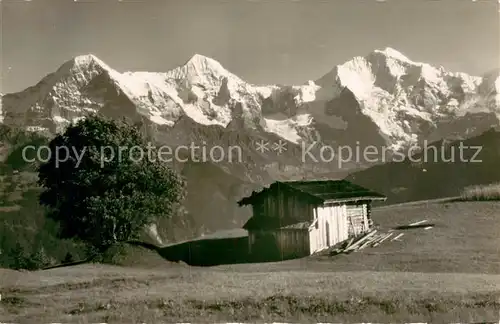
[{"x1": 347, "y1": 128, "x2": 500, "y2": 204}]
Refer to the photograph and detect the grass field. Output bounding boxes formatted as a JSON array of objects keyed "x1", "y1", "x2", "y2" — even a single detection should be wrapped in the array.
[{"x1": 1, "y1": 200, "x2": 500, "y2": 322}]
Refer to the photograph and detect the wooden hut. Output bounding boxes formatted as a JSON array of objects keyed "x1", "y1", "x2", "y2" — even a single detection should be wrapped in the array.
[{"x1": 238, "y1": 179, "x2": 386, "y2": 260}]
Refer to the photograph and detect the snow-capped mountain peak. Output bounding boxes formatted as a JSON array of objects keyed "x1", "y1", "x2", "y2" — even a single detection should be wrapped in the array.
[
  {"x1": 316, "y1": 47, "x2": 420, "y2": 97},
  {"x1": 372, "y1": 47, "x2": 416, "y2": 64},
  {"x1": 166, "y1": 53, "x2": 242, "y2": 87},
  {"x1": 56, "y1": 54, "x2": 113, "y2": 77},
  {"x1": 185, "y1": 53, "x2": 223, "y2": 68},
  {"x1": 73, "y1": 54, "x2": 107, "y2": 67}
]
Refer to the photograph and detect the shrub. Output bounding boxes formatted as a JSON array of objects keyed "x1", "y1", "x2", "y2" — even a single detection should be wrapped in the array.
[{"x1": 460, "y1": 183, "x2": 500, "y2": 201}]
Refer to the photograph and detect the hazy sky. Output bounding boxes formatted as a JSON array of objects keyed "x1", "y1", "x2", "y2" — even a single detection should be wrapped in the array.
[{"x1": 1, "y1": 0, "x2": 499, "y2": 94}]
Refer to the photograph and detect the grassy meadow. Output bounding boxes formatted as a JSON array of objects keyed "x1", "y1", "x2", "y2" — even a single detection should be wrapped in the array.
[{"x1": 1, "y1": 200, "x2": 500, "y2": 322}]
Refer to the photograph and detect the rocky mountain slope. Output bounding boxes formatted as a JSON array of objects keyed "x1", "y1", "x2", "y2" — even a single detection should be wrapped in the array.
[
  {"x1": 1, "y1": 47, "x2": 499, "y2": 239},
  {"x1": 347, "y1": 127, "x2": 500, "y2": 204}
]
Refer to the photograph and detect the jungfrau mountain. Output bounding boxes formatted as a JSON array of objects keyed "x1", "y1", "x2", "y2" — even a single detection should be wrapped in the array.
[{"x1": 1, "y1": 47, "x2": 499, "y2": 239}]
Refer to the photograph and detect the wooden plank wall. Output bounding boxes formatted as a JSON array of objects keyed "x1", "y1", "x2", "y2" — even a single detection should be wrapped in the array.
[
  {"x1": 275, "y1": 229, "x2": 310, "y2": 259},
  {"x1": 248, "y1": 232, "x2": 254, "y2": 253},
  {"x1": 346, "y1": 204, "x2": 368, "y2": 236},
  {"x1": 309, "y1": 204, "x2": 349, "y2": 254},
  {"x1": 248, "y1": 186, "x2": 373, "y2": 257},
  {"x1": 252, "y1": 184, "x2": 315, "y2": 221},
  {"x1": 248, "y1": 229, "x2": 310, "y2": 259}
]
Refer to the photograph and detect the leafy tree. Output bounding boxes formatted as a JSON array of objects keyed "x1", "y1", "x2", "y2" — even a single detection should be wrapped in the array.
[
  {"x1": 9, "y1": 242, "x2": 28, "y2": 270},
  {"x1": 38, "y1": 115, "x2": 186, "y2": 254},
  {"x1": 27, "y1": 246, "x2": 51, "y2": 270},
  {"x1": 0, "y1": 246, "x2": 14, "y2": 269},
  {"x1": 62, "y1": 252, "x2": 74, "y2": 264}
]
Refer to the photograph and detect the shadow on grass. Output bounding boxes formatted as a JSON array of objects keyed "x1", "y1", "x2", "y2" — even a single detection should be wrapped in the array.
[
  {"x1": 42, "y1": 258, "x2": 94, "y2": 270},
  {"x1": 44, "y1": 236, "x2": 275, "y2": 268},
  {"x1": 135, "y1": 237, "x2": 294, "y2": 266},
  {"x1": 44, "y1": 230, "x2": 299, "y2": 270},
  {"x1": 157, "y1": 236, "x2": 254, "y2": 266}
]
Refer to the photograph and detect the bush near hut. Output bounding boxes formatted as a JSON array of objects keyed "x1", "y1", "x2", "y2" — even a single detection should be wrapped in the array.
[{"x1": 459, "y1": 183, "x2": 500, "y2": 201}]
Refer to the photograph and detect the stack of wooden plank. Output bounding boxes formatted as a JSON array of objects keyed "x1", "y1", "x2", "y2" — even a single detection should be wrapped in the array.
[
  {"x1": 328, "y1": 219, "x2": 434, "y2": 256},
  {"x1": 329, "y1": 229, "x2": 405, "y2": 255},
  {"x1": 393, "y1": 219, "x2": 435, "y2": 230}
]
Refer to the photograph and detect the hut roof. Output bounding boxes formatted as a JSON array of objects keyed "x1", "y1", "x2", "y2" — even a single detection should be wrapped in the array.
[
  {"x1": 238, "y1": 179, "x2": 386, "y2": 206},
  {"x1": 243, "y1": 217, "x2": 310, "y2": 231}
]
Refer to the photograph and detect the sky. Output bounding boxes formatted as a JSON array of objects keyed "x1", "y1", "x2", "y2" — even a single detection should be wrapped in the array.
[{"x1": 1, "y1": 0, "x2": 499, "y2": 94}]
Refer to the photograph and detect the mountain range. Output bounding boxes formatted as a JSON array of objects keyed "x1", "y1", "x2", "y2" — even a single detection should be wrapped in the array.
[
  {"x1": 1, "y1": 47, "x2": 499, "y2": 241},
  {"x1": 2, "y1": 47, "x2": 499, "y2": 148}
]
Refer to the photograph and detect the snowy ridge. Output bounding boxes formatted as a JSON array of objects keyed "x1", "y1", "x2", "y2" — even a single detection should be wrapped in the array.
[
  {"x1": 313, "y1": 48, "x2": 499, "y2": 149},
  {"x1": 1, "y1": 48, "x2": 499, "y2": 151},
  {"x1": 374, "y1": 47, "x2": 416, "y2": 64}
]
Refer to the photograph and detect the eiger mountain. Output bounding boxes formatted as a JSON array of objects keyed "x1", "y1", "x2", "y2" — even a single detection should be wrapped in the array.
[{"x1": 1, "y1": 47, "x2": 499, "y2": 239}]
